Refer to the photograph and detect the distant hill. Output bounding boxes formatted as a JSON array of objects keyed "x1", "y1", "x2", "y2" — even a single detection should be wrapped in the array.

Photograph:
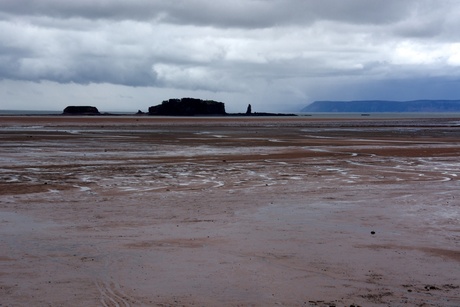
[{"x1": 301, "y1": 100, "x2": 460, "y2": 112}]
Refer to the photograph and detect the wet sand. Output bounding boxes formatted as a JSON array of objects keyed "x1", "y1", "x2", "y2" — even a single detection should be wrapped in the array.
[{"x1": 0, "y1": 116, "x2": 459, "y2": 306}]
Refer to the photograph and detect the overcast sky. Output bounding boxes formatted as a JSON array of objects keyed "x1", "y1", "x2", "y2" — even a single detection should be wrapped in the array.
[{"x1": 1, "y1": 0, "x2": 460, "y2": 112}]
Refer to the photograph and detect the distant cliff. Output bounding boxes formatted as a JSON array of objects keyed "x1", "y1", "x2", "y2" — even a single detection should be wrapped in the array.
[
  {"x1": 149, "y1": 98, "x2": 226, "y2": 116},
  {"x1": 301, "y1": 100, "x2": 460, "y2": 112},
  {"x1": 63, "y1": 106, "x2": 100, "y2": 115}
]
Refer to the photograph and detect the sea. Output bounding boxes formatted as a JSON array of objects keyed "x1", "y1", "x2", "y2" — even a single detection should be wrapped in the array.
[
  {"x1": 0, "y1": 110, "x2": 130, "y2": 116},
  {"x1": 0, "y1": 110, "x2": 63, "y2": 115},
  {"x1": 295, "y1": 112, "x2": 460, "y2": 118},
  {"x1": 2, "y1": 109, "x2": 460, "y2": 118}
]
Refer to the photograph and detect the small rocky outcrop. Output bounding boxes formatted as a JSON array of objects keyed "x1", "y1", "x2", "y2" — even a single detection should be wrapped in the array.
[
  {"x1": 148, "y1": 98, "x2": 226, "y2": 116},
  {"x1": 246, "y1": 104, "x2": 252, "y2": 115},
  {"x1": 63, "y1": 106, "x2": 100, "y2": 115}
]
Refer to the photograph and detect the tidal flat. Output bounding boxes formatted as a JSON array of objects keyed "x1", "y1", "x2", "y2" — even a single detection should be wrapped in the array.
[{"x1": 0, "y1": 116, "x2": 459, "y2": 306}]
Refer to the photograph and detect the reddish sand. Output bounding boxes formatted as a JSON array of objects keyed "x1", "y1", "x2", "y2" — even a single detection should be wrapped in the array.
[{"x1": 0, "y1": 116, "x2": 459, "y2": 306}]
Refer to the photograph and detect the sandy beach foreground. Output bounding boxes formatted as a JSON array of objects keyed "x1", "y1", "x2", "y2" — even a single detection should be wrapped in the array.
[{"x1": 0, "y1": 116, "x2": 459, "y2": 306}]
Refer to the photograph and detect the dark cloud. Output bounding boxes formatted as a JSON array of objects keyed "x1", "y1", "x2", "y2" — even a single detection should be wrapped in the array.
[{"x1": 0, "y1": 53, "x2": 157, "y2": 86}]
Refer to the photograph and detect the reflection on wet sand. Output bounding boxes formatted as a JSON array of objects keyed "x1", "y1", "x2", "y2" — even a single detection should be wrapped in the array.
[{"x1": 0, "y1": 116, "x2": 459, "y2": 306}]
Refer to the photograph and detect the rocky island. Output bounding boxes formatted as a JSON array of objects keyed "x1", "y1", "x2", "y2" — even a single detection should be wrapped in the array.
[
  {"x1": 149, "y1": 99, "x2": 297, "y2": 116},
  {"x1": 62, "y1": 106, "x2": 100, "y2": 115},
  {"x1": 149, "y1": 98, "x2": 226, "y2": 116},
  {"x1": 61, "y1": 99, "x2": 297, "y2": 116}
]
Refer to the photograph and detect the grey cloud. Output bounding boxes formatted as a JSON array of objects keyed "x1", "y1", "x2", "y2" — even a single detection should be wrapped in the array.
[
  {"x1": 0, "y1": 0, "x2": 420, "y2": 28},
  {"x1": 390, "y1": 1, "x2": 450, "y2": 39},
  {"x1": 0, "y1": 52, "x2": 157, "y2": 86},
  {"x1": 394, "y1": 19, "x2": 444, "y2": 39},
  {"x1": 60, "y1": 57, "x2": 158, "y2": 86},
  {"x1": 0, "y1": 16, "x2": 159, "y2": 86}
]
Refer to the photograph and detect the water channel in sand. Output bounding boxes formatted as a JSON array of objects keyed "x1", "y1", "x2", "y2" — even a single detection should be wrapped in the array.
[{"x1": 0, "y1": 116, "x2": 459, "y2": 306}]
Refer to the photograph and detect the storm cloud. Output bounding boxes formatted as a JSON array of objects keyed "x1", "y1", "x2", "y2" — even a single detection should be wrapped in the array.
[{"x1": 1, "y1": 0, "x2": 460, "y2": 112}]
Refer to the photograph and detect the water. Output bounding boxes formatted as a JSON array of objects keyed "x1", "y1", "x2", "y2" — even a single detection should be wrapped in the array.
[
  {"x1": 0, "y1": 110, "x2": 62, "y2": 115},
  {"x1": 2, "y1": 109, "x2": 460, "y2": 118},
  {"x1": 0, "y1": 110, "x2": 134, "y2": 115},
  {"x1": 296, "y1": 112, "x2": 460, "y2": 119}
]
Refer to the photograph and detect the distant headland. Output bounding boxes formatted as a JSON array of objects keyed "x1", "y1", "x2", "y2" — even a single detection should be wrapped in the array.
[{"x1": 302, "y1": 100, "x2": 460, "y2": 112}]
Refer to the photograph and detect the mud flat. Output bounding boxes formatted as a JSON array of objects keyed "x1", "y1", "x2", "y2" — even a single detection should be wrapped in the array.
[{"x1": 1, "y1": 116, "x2": 459, "y2": 306}]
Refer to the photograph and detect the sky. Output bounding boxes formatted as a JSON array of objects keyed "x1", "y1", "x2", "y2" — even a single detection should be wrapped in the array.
[{"x1": 1, "y1": 0, "x2": 460, "y2": 113}]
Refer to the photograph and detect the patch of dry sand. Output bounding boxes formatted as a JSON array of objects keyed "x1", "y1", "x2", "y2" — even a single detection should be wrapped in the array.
[{"x1": 0, "y1": 116, "x2": 459, "y2": 306}]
